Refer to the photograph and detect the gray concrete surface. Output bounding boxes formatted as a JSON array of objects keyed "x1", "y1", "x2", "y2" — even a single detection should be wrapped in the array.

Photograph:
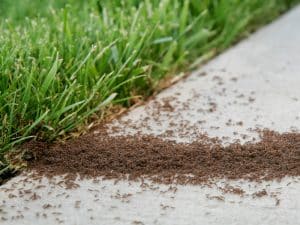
[{"x1": 1, "y1": 5, "x2": 300, "y2": 225}]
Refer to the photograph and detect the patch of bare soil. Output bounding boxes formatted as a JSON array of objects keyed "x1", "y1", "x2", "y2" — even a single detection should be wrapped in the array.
[{"x1": 23, "y1": 129, "x2": 300, "y2": 185}]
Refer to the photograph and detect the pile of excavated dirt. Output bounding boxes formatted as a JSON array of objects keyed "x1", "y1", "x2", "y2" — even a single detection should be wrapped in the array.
[{"x1": 24, "y1": 129, "x2": 300, "y2": 185}]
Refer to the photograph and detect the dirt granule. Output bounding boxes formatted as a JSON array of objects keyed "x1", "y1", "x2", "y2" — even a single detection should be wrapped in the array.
[{"x1": 252, "y1": 189, "x2": 268, "y2": 198}]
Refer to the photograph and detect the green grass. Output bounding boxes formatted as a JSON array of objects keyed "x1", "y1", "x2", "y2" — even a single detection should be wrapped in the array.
[{"x1": 0, "y1": 0, "x2": 299, "y2": 176}]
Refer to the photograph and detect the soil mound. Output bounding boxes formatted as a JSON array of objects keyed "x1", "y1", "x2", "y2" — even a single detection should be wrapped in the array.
[{"x1": 24, "y1": 129, "x2": 300, "y2": 184}]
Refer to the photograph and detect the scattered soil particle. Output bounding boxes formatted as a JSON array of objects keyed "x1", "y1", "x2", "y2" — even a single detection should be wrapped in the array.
[
  {"x1": 236, "y1": 121, "x2": 243, "y2": 126},
  {"x1": 8, "y1": 194, "x2": 16, "y2": 199},
  {"x1": 42, "y1": 204, "x2": 52, "y2": 209},
  {"x1": 30, "y1": 193, "x2": 41, "y2": 201},
  {"x1": 208, "y1": 102, "x2": 217, "y2": 112},
  {"x1": 230, "y1": 77, "x2": 238, "y2": 82},
  {"x1": 219, "y1": 184, "x2": 245, "y2": 196},
  {"x1": 111, "y1": 191, "x2": 132, "y2": 203},
  {"x1": 160, "y1": 204, "x2": 175, "y2": 210},
  {"x1": 248, "y1": 97, "x2": 255, "y2": 103},
  {"x1": 198, "y1": 72, "x2": 207, "y2": 77},
  {"x1": 226, "y1": 119, "x2": 233, "y2": 126},
  {"x1": 206, "y1": 195, "x2": 225, "y2": 201},
  {"x1": 132, "y1": 220, "x2": 144, "y2": 225},
  {"x1": 74, "y1": 201, "x2": 81, "y2": 208},
  {"x1": 252, "y1": 189, "x2": 268, "y2": 198},
  {"x1": 22, "y1": 128, "x2": 300, "y2": 185},
  {"x1": 270, "y1": 192, "x2": 281, "y2": 206},
  {"x1": 161, "y1": 97, "x2": 176, "y2": 112}
]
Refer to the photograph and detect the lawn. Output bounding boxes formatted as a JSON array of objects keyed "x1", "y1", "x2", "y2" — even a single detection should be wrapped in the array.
[{"x1": 0, "y1": 0, "x2": 299, "y2": 177}]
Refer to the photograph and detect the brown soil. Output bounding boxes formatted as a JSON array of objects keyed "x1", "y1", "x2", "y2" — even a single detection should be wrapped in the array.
[
  {"x1": 24, "y1": 129, "x2": 300, "y2": 185},
  {"x1": 252, "y1": 189, "x2": 268, "y2": 198}
]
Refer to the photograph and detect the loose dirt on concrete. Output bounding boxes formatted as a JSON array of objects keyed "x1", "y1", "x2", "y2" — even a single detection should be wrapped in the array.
[
  {"x1": 23, "y1": 128, "x2": 300, "y2": 186},
  {"x1": 2, "y1": 8, "x2": 300, "y2": 224},
  {"x1": 18, "y1": 65, "x2": 300, "y2": 187}
]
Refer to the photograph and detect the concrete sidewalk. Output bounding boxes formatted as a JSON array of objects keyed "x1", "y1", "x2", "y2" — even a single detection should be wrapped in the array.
[{"x1": 1, "y1": 5, "x2": 300, "y2": 225}]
